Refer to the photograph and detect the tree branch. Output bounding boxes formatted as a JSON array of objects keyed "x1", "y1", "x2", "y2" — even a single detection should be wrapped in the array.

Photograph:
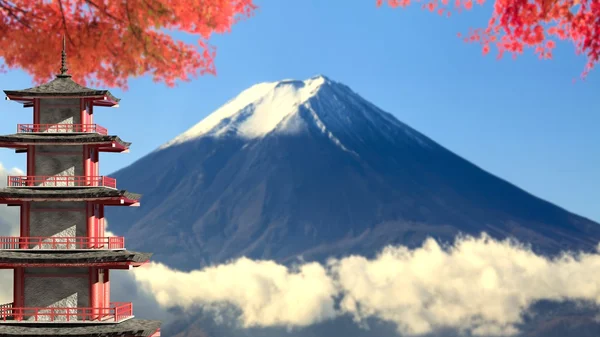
[{"x1": 0, "y1": 0, "x2": 31, "y2": 29}]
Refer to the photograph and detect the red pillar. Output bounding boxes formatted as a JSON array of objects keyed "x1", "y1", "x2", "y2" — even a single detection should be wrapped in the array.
[
  {"x1": 26, "y1": 146, "x2": 35, "y2": 186},
  {"x1": 86, "y1": 202, "x2": 95, "y2": 248},
  {"x1": 90, "y1": 147, "x2": 98, "y2": 178},
  {"x1": 12, "y1": 268, "x2": 24, "y2": 320},
  {"x1": 103, "y1": 270, "x2": 110, "y2": 317},
  {"x1": 97, "y1": 269, "x2": 103, "y2": 318},
  {"x1": 33, "y1": 99, "x2": 40, "y2": 125},
  {"x1": 88, "y1": 100, "x2": 94, "y2": 124},
  {"x1": 80, "y1": 99, "x2": 86, "y2": 132},
  {"x1": 19, "y1": 202, "x2": 29, "y2": 249},
  {"x1": 98, "y1": 205, "x2": 105, "y2": 247},
  {"x1": 93, "y1": 204, "x2": 100, "y2": 247},
  {"x1": 89, "y1": 267, "x2": 99, "y2": 320},
  {"x1": 82, "y1": 145, "x2": 91, "y2": 186}
]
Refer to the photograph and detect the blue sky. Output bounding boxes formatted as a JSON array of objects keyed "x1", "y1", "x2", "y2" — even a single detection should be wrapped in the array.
[{"x1": 0, "y1": 0, "x2": 598, "y2": 222}]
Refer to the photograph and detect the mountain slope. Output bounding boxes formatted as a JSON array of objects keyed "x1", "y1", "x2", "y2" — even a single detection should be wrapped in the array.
[{"x1": 106, "y1": 75, "x2": 600, "y2": 271}]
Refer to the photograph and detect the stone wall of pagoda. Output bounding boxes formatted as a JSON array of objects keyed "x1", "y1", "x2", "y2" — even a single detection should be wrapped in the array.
[
  {"x1": 34, "y1": 145, "x2": 84, "y2": 185},
  {"x1": 29, "y1": 202, "x2": 86, "y2": 246},
  {"x1": 23, "y1": 267, "x2": 90, "y2": 320},
  {"x1": 39, "y1": 98, "x2": 81, "y2": 125}
]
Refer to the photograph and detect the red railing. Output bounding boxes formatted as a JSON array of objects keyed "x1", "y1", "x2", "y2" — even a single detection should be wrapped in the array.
[
  {"x1": 0, "y1": 236, "x2": 125, "y2": 250},
  {"x1": 7, "y1": 176, "x2": 116, "y2": 188},
  {"x1": 0, "y1": 302, "x2": 133, "y2": 322},
  {"x1": 0, "y1": 303, "x2": 11, "y2": 318},
  {"x1": 17, "y1": 123, "x2": 108, "y2": 135}
]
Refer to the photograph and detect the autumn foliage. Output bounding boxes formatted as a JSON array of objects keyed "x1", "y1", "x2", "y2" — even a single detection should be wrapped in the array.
[
  {"x1": 0, "y1": 0, "x2": 256, "y2": 89},
  {"x1": 377, "y1": 0, "x2": 600, "y2": 77}
]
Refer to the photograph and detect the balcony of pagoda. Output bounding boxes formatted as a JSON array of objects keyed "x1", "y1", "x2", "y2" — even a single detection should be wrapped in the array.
[
  {"x1": 17, "y1": 123, "x2": 108, "y2": 135},
  {"x1": 0, "y1": 236, "x2": 125, "y2": 251},
  {"x1": 6, "y1": 176, "x2": 117, "y2": 189},
  {"x1": 0, "y1": 302, "x2": 134, "y2": 324}
]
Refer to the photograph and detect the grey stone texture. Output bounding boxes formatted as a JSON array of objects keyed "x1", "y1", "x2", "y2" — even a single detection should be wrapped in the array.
[
  {"x1": 28, "y1": 202, "x2": 86, "y2": 249},
  {"x1": 23, "y1": 271, "x2": 89, "y2": 322},
  {"x1": 34, "y1": 146, "x2": 83, "y2": 186},
  {"x1": 38, "y1": 99, "x2": 81, "y2": 127}
]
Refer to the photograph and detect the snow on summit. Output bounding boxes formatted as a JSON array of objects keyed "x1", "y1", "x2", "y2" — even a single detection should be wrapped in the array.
[
  {"x1": 159, "y1": 75, "x2": 431, "y2": 150},
  {"x1": 160, "y1": 75, "x2": 329, "y2": 149}
]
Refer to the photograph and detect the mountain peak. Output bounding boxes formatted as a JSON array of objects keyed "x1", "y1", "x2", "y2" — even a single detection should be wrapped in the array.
[
  {"x1": 158, "y1": 75, "x2": 429, "y2": 152},
  {"x1": 159, "y1": 76, "x2": 337, "y2": 149}
]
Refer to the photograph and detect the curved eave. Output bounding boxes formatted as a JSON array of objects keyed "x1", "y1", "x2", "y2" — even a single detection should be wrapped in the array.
[
  {"x1": 0, "y1": 135, "x2": 131, "y2": 153},
  {"x1": 13, "y1": 143, "x2": 129, "y2": 153},
  {"x1": 0, "y1": 319, "x2": 161, "y2": 336},
  {"x1": 5, "y1": 94, "x2": 119, "y2": 108},
  {"x1": 0, "y1": 260, "x2": 148, "y2": 268},
  {"x1": 0, "y1": 196, "x2": 140, "y2": 206},
  {"x1": 0, "y1": 250, "x2": 152, "y2": 268},
  {"x1": 0, "y1": 188, "x2": 141, "y2": 206}
]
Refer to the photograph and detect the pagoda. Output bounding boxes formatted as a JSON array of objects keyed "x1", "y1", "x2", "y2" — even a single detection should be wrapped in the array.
[{"x1": 0, "y1": 39, "x2": 161, "y2": 337}]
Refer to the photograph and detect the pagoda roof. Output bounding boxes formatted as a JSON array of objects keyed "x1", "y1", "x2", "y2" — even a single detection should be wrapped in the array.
[
  {"x1": 0, "y1": 133, "x2": 131, "y2": 150},
  {"x1": 0, "y1": 250, "x2": 151, "y2": 266},
  {"x1": 4, "y1": 75, "x2": 120, "y2": 104},
  {"x1": 0, "y1": 187, "x2": 141, "y2": 204},
  {"x1": 0, "y1": 319, "x2": 160, "y2": 336}
]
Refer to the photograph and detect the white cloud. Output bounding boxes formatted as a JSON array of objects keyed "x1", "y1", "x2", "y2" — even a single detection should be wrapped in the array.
[
  {"x1": 133, "y1": 258, "x2": 338, "y2": 327},
  {"x1": 331, "y1": 235, "x2": 600, "y2": 336},
  {"x1": 133, "y1": 235, "x2": 600, "y2": 336}
]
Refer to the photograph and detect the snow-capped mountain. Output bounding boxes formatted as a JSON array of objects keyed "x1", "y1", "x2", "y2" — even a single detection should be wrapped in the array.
[
  {"x1": 106, "y1": 75, "x2": 600, "y2": 271},
  {"x1": 160, "y1": 75, "x2": 430, "y2": 150}
]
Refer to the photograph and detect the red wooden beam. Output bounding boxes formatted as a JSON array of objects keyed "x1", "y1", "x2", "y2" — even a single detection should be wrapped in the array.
[
  {"x1": 33, "y1": 152, "x2": 85, "y2": 156},
  {"x1": 23, "y1": 273, "x2": 88, "y2": 278},
  {"x1": 29, "y1": 208, "x2": 85, "y2": 212},
  {"x1": 0, "y1": 143, "x2": 27, "y2": 149}
]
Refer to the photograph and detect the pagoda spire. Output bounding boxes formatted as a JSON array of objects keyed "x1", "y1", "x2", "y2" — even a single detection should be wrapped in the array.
[{"x1": 58, "y1": 35, "x2": 70, "y2": 77}]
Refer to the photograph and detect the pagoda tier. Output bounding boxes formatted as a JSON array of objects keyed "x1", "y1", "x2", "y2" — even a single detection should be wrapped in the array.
[
  {"x1": 0, "y1": 319, "x2": 160, "y2": 336},
  {"x1": 4, "y1": 75, "x2": 119, "y2": 107},
  {"x1": 0, "y1": 133, "x2": 130, "y2": 153},
  {"x1": 0, "y1": 122, "x2": 130, "y2": 153}
]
